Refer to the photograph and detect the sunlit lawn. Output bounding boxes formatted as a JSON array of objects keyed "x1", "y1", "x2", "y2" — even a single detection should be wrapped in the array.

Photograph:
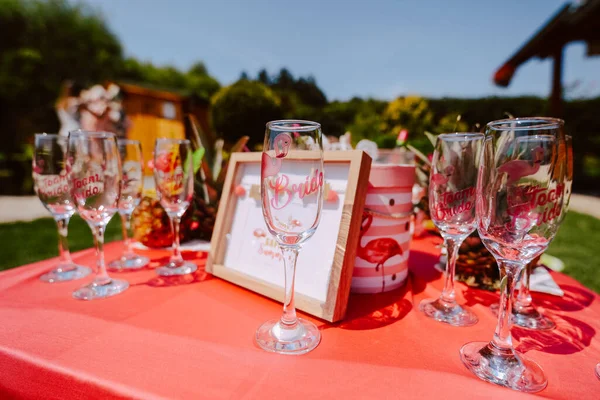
[
  {"x1": 0, "y1": 215, "x2": 122, "y2": 271},
  {"x1": 0, "y1": 211, "x2": 598, "y2": 293},
  {"x1": 546, "y1": 211, "x2": 600, "y2": 293}
]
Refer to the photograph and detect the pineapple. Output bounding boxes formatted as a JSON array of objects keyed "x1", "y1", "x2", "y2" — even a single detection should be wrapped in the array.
[
  {"x1": 132, "y1": 115, "x2": 248, "y2": 248},
  {"x1": 132, "y1": 197, "x2": 173, "y2": 248},
  {"x1": 455, "y1": 233, "x2": 499, "y2": 291}
]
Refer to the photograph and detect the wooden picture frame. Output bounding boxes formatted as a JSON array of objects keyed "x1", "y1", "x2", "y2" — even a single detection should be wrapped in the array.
[{"x1": 207, "y1": 150, "x2": 371, "y2": 322}]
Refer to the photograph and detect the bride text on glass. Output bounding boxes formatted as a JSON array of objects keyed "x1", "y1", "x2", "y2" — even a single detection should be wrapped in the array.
[
  {"x1": 433, "y1": 186, "x2": 475, "y2": 219},
  {"x1": 267, "y1": 169, "x2": 324, "y2": 210}
]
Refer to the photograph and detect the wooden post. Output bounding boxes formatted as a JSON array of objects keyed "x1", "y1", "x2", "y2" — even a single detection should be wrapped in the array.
[{"x1": 549, "y1": 47, "x2": 563, "y2": 117}]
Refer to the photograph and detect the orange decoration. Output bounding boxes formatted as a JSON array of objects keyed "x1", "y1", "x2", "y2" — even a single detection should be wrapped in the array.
[
  {"x1": 234, "y1": 185, "x2": 246, "y2": 197},
  {"x1": 326, "y1": 189, "x2": 339, "y2": 202}
]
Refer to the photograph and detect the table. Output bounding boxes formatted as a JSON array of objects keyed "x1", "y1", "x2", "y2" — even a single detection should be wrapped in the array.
[{"x1": 0, "y1": 234, "x2": 598, "y2": 399}]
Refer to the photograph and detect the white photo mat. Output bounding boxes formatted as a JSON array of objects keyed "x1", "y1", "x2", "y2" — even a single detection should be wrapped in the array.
[{"x1": 207, "y1": 151, "x2": 371, "y2": 322}]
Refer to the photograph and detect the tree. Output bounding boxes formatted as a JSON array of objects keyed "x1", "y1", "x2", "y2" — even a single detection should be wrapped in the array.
[
  {"x1": 188, "y1": 62, "x2": 208, "y2": 76},
  {"x1": 293, "y1": 76, "x2": 327, "y2": 108},
  {"x1": 211, "y1": 80, "x2": 283, "y2": 147},
  {"x1": 119, "y1": 57, "x2": 220, "y2": 102},
  {"x1": 435, "y1": 113, "x2": 469, "y2": 134},
  {"x1": 383, "y1": 96, "x2": 433, "y2": 135},
  {"x1": 274, "y1": 68, "x2": 294, "y2": 90},
  {"x1": 347, "y1": 109, "x2": 385, "y2": 145},
  {"x1": 185, "y1": 63, "x2": 220, "y2": 101},
  {"x1": 257, "y1": 69, "x2": 271, "y2": 85},
  {"x1": 381, "y1": 96, "x2": 434, "y2": 152},
  {"x1": 0, "y1": 0, "x2": 123, "y2": 193}
]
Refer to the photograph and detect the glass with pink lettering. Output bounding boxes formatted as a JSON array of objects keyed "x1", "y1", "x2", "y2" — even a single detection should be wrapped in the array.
[
  {"x1": 461, "y1": 117, "x2": 566, "y2": 393},
  {"x1": 499, "y1": 131, "x2": 572, "y2": 331},
  {"x1": 32, "y1": 133, "x2": 91, "y2": 282},
  {"x1": 107, "y1": 139, "x2": 150, "y2": 270},
  {"x1": 67, "y1": 130, "x2": 129, "y2": 300},
  {"x1": 419, "y1": 133, "x2": 483, "y2": 326},
  {"x1": 153, "y1": 138, "x2": 197, "y2": 276},
  {"x1": 255, "y1": 120, "x2": 324, "y2": 355}
]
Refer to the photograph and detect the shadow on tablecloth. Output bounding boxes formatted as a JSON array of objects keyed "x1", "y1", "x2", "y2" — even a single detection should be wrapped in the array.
[
  {"x1": 514, "y1": 313, "x2": 595, "y2": 355},
  {"x1": 321, "y1": 248, "x2": 444, "y2": 331}
]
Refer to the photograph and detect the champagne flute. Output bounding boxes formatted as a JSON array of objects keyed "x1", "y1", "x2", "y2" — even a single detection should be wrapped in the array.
[
  {"x1": 153, "y1": 138, "x2": 197, "y2": 276},
  {"x1": 255, "y1": 120, "x2": 324, "y2": 355},
  {"x1": 107, "y1": 139, "x2": 149, "y2": 270},
  {"x1": 67, "y1": 130, "x2": 129, "y2": 300},
  {"x1": 419, "y1": 133, "x2": 483, "y2": 326},
  {"x1": 497, "y1": 132, "x2": 572, "y2": 330},
  {"x1": 33, "y1": 133, "x2": 91, "y2": 282},
  {"x1": 461, "y1": 118, "x2": 566, "y2": 393}
]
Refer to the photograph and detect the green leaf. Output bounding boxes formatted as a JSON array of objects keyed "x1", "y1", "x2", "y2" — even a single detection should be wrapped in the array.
[
  {"x1": 192, "y1": 148, "x2": 205, "y2": 174},
  {"x1": 415, "y1": 167, "x2": 429, "y2": 185},
  {"x1": 407, "y1": 144, "x2": 431, "y2": 167},
  {"x1": 424, "y1": 131, "x2": 437, "y2": 146}
]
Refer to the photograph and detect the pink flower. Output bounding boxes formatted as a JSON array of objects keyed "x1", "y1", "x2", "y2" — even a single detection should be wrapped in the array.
[
  {"x1": 291, "y1": 124, "x2": 301, "y2": 139},
  {"x1": 397, "y1": 129, "x2": 409, "y2": 145},
  {"x1": 427, "y1": 153, "x2": 433, "y2": 162}
]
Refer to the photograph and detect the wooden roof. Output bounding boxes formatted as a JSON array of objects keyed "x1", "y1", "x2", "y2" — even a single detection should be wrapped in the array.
[
  {"x1": 116, "y1": 81, "x2": 186, "y2": 102},
  {"x1": 494, "y1": 0, "x2": 600, "y2": 87}
]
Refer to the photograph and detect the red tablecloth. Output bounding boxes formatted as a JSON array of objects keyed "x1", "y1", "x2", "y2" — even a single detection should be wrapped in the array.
[{"x1": 0, "y1": 234, "x2": 598, "y2": 399}]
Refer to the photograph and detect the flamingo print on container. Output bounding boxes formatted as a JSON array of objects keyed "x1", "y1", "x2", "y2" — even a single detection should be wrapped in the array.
[
  {"x1": 261, "y1": 133, "x2": 292, "y2": 178},
  {"x1": 498, "y1": 146, "x2": 544, "y2": 184},
  {"x1": 356, "y1": 213, "x2": 404, "y2": 292},
  {"x1": 431, "y1": 165, "x2": 455, "y2": 186}
]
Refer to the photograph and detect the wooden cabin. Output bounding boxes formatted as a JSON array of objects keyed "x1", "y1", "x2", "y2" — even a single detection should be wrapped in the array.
[{"x1": 115, "y1": 82, "x2": 213, "y2": 174}]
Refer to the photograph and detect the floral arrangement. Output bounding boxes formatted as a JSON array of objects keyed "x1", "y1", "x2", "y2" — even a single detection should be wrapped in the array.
[{"x1": 56, "y1": 82, "x2": 130, "y2": 138}]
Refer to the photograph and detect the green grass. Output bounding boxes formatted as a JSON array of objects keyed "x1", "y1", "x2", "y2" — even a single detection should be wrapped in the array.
[
  {"x1": 0, "y1": 211, "x2": 598, "y2": 293},
  {"x1": 546, "y1": 211, "x2": 600, "y2": 293},
  {"x1": 0, "y1": 215, "x2": 122, "y2": 271}
]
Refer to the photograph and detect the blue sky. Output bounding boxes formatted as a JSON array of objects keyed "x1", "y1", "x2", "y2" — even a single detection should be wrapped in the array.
[{"x1": 78, "y1": 0, "x2": 600, "y2": 101}]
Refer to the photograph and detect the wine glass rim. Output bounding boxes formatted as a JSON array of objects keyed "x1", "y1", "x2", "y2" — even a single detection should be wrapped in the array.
[
  {"x1": 437, "y1": 132, "x2": 484, "y2": 141},
  {"x1": 69, "y1": 130, "x2": 115, "y2": 139},
  {"x1": 117, "y1": 138, "x2": 141, "y2": 145},
  {"x1": 155, "y1": 138, "x2": 190, "y2": 145},
  {"x1": 34, "y1": 132, "x2": 59, "y2": 138},
  {"x1": 486, "y1": 117, "x2": 564, "y2": 131},
  {"x1": 267, "y1": 120, "x2": 321, "y2": 131}
]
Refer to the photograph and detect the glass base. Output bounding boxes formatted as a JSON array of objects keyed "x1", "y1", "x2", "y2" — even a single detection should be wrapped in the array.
[
  {"x1": 156, "y1": 261, "x2": 197, "y2": 276},
  {"x1": 72, "y1": 278, "x2": 129, "y2": 300},
  {"x1": 255, "y1": 318, "x2": 321, "y2": 355},
  {"x1": 40, "y1": 264, "x2": 91, "y2": 283},
  {"x1": 108, "y1": 255, "x2": 150, "y2": 271},
  {"x1": 490, "y1": 303, "x2": 556, "y2": 331},
  {"x1": 419, "y1": 298, "x2": 478, "y2": 327},
  {"x1": 460, "y1": 341, "x2": 547, "y2": 393}
]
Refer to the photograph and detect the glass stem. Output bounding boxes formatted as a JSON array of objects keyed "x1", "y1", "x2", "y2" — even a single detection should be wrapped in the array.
[
  {"x1": 91, "y1": 224, "x2": 111, "y2": 285},
  {"x1": 120, "y1": 212, "x2": 135, "y2": 259},
  {"x1": 492, "y1": 260, "x2": 523, "y2": 351},
  {"x1": 515, "y1": 262, "x2": 533, "y2": 309},
  {"x1": 280, "y1": 245, "x2": 299, "y2": 326},
  {"x1": 439, "y1": 235, "x2": 462, "y2": 305},
  {"x1": 55, "y1": 216, "x2": 75, "y2": 271},
  {"x1": 170, "y1": 216, "x2": 183, "y2": 264}
]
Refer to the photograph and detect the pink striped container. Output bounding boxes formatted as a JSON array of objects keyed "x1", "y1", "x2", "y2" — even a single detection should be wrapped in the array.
[{"x1": 352, "y1": 164, "x2": 415, "y2": 294}]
